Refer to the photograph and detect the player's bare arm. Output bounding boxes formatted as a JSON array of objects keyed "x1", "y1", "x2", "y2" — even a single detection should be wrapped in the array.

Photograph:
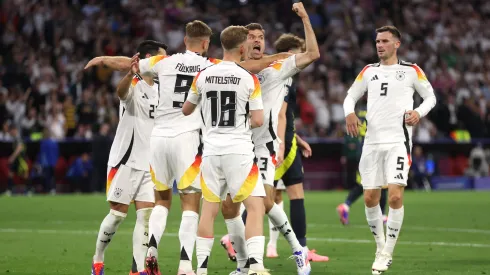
[
  {"x1": 292, "y1": 2, "x2": 320, "y2": 69},
  {"x1": 241, "y1": 52, "x2": 292, "y2": 73},
  {"x1": 249, "y1": 109, "x2": 264, "y2": 128},
  {"x1": 296, "y1": 134, "x2": 312, "y2": 158},
  {"x1": 276, "y1": 101, "x2": 288, "y2": 166},
  {"x1": 182, "y1": 101, "x2": 196, "y2": 116},
  {"x1": 115, "y1": 54, "x2": 139, "y2": 100},
  {"x1": 85, "y1": 56, "x2": 132, "y2": 71}
]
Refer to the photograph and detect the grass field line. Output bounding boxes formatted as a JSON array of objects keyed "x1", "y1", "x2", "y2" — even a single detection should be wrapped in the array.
[
  {"x1": 307, "y1": 223, "x2": 490, "y2": 234},
  {"x1": 1, "y1": 227, "x2": 489, "y2": 248}
]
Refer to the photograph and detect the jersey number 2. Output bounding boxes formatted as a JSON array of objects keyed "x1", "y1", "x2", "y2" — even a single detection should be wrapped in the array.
[
  {"x1": 380, "y1": 82, "x2": 388, "y2": 96},
  {"x1": 149, "y1": 104, "x2": 155, "y2": 119},
  {"x1": 206, "y1": 90, "x2": 237, "y2": 127},
  {"x1": 173, "y1": 74, "x2": 195, "y2": 108}
]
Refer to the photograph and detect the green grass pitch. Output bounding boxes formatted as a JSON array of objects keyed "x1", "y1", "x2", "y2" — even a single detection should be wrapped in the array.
[{"x1": 0, "y1": 191, "x2": 489, "y2": 274}]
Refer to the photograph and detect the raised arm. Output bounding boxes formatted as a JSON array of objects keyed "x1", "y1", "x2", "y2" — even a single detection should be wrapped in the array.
[
  {"x1": 241, "y1": 52, "x2": 292, "y2": 74},
  {"x1": 84, "y1": 56, "x2": 131, "y2": 71},
  {"x1": 115, "y1": 54, "x2": 140, "y2": 100},
  {"x1": 291, "y1": 2, "x2": 320, "y2": 70}
]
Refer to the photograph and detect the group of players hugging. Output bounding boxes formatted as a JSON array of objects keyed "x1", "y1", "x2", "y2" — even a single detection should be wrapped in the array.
[{"x1": 84, "y1": 2, "x2": 435, "y2": 275}]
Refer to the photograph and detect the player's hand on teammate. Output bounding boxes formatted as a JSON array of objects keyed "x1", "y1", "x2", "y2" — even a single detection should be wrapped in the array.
[
  {"x1": 84, "y1": 57, "x2": 103, "y2": 70},
  {"x1": 130, "y1": 53, "x2": 140, "y2": 74},
  {"x1": 292, "y1": 2, "x2": 308, "y2": 19},
  {"x1": 404, "y1": 110, "x2": 420, "y2": 126},
  {"x1": 276, "y1": 143, "x2": 285, "y2": 167},
  {"x1": 345, "y1": 113, "x2": 361, "y2": 137}
]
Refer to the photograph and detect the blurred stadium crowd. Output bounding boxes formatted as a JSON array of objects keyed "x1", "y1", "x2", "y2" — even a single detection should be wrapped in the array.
[{"x1": 1, "y1": 0, "x2": 490, "y2": 142}]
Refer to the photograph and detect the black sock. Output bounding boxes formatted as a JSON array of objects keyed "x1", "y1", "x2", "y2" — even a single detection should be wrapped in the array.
[
  {"x1": 290, "y1": 199, "x2": 307, "y2": 247},
  {"x1": 380, "y1": 188, "x2": 388, "y2": 214},
  {"x1": 241, "y1": 209, "x2": 248, "y2": 225},
  {"x1": 345, "y1": 184, "x2": 364, "y2": 206}
]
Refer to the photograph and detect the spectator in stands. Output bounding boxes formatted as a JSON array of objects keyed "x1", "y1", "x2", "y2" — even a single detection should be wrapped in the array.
[
  {"x1": 38, "y1": 128, "x2": 59, "y2": 194},
  {"x1": 410, "y1": 146, "x2": 433, "y2": 190},
  {"x1": 465, "y1": 144, "x2": 489, "y2": 178},
  {"x1": 20, "y1": 108, "x2": 43, "y2": 139},
  {"x1": 66, "y1": 152, "x2": 93, "y2": 193}
]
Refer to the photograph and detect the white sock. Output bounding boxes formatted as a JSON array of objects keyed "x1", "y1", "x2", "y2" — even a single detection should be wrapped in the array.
[
  {"x1": 365, "y1": 204, "x2": 385, "y2": 253},
  {"x1": 196, "y1": 237, "x2": 214, "y2": 275},
  {"x1": 147, "y1": 205, "x2": 169, "y2": 258},
  {"x1": 178, "y1": 211, "x2": 199, "y2": 272},
  {"x1": 225, "y1": 217, "x2": 249, "y2": 273},
  {"x1": 131, "y1": 208, "x2": 152, "y2": 272},
  {"x1": 93, "y1": 209, "x2": 127, "y2": 263},
  {"x1": 268, "y1": 201, "x2": 283, "y2": 247},
  {"x1": 246, "y1": 236, "x2": 265, "y2": 271},
  {"x1": 383, "y1": 206, "x2": 404, "y2": 255},
  {"x1": 268, "y1": 203, "x2": 302, "y2": 252}
]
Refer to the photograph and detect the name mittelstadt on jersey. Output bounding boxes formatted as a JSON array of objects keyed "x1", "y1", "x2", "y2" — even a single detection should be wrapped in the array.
[
  {"x1": 175, "y1": 63, "x2": 201, "y2": 73},
  {"x1": 205, "y1": 76, "x2": 241, "y2": 85}
]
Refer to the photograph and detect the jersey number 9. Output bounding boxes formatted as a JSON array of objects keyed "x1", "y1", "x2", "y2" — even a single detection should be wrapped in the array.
[
  {"x1": 206, "y1": 90, "x2": 237, "y2": 127},
  {"x1": 173, "y1": 74, "x2": 195, "y2": 108}
]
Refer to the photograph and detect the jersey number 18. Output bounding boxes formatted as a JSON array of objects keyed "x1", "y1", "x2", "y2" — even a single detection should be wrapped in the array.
[{"x1": 206, "y1": 90, "x2": 237, "y2": 127}]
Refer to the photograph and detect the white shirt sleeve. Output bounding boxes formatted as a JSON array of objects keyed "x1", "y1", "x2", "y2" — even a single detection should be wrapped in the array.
[
  {"x1": 138, "y1": 55, "x2": 168, "y2": 77},
  {"x1": 249, "y1": 74, "x2": 263, "y2": 110},
  {"x1": 186, "y1": 72, "x2": 202, "y2": 105},
  {"x1": 343, "y1": 66, "x2": 369, "y2": 116},
  {"x1": 411, "y1": 64, "x2": 436, "y2": 118},
  {"x1": 276, "y1": 55, "x2": 301, "y2": 80}
]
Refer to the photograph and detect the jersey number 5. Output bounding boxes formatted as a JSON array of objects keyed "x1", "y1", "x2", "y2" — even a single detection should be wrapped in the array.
[
  {"x1": 173, "y1": 74, "x2": 195, "y2": 108},
  {"x1": 206, "y1": 90, "x2": 237, "y2": 127},
  {"x1": 380, "y1": 82, "x2": 388, "y2": 96}
]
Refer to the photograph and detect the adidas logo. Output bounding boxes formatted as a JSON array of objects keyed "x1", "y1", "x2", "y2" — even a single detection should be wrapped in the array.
[
  {"x1": 371, "y1": 75, "x2": 379, "y2": 81},
  {"x1": 394, "y1": 173, "x2": 403, "y2": 180},
  {"x1": 388, "y1": 234, "x2": 396, "y2": 238}
]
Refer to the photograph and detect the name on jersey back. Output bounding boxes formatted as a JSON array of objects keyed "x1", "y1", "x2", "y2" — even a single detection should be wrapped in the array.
[
  {"x1": 205, "y1": 76, "x2": 242, "y2": 85},
  {"x1": 175, "y1": 63, "x2": 201, "y2": 73}
]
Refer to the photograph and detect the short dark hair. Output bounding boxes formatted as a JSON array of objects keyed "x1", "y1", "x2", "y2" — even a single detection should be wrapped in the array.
[
  {"x1": 220, "y1": 26, "x2": 249, "y2": 51},
  {"x1": 186, "y1": 20, "x2": 213, "y2": 38},
  {"x1": 137, "y1": 40, "x2": 168, "y2": 57},
  {"x1": 245, "y1": 23, "x2": 265, "y2": 33},
  {"x1": 376, "y1": 26, "x2": 401, "y2": 40},
  {"x1": 274, "y1": 33, "x2": 305, "y2": 53}
]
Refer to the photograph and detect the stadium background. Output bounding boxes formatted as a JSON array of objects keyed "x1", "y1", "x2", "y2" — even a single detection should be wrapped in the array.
[{"x1": 2, "y1": 0, "x2": 490, "y2": 193}]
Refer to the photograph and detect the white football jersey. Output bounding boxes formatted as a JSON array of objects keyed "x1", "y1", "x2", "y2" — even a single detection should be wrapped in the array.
[
  {"x1": 186, "y1": 61, "x2": 263, "y2": 157},
  {"x1": 343, "y1": 60, "x2": 436, "y2": 146},
  {"x1": 252, "y1": 55, "x2": 300, "y2": 146},
  {"x1": 138, "y1": 51, "x2": 221, "y2": 137},
  {"x1": 108, "y1": 74, "x2": 158, "y2": 171}
]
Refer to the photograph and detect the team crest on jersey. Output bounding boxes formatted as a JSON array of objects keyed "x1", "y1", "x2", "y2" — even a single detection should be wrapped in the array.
[
  {"x1": 257, "y1": 73, "x2": 266, "y2": 84},
  {"x1": 114, "y1": 188, "x2": 123, "y2": 198},
  {"x1": 396, "y1": 71, "x2": 406, "y2": 81}
]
